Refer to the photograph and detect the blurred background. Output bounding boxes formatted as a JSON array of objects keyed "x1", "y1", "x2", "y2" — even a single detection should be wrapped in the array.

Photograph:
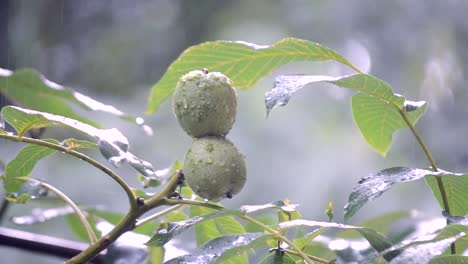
[{"x1": 1, "y1": 0, "x2": 468, "y2": 263}]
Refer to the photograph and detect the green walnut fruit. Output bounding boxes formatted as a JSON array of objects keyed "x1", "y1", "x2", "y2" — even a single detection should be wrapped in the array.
[
  {"x1": 184, "y1": 136, "x2": 247, "y2": 201},
  {"x1": 173, "y1": 70, "x2": 237, "y2": 138}
]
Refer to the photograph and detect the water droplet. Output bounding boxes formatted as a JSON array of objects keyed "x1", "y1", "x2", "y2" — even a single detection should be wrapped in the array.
[{"x1": 135, "y1": 117, "x2": 144, "y2": 125}]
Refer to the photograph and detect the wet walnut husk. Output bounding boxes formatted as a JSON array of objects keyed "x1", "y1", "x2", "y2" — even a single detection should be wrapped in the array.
[
  {"x1": 183, "y1": 136, "x2": 246, "y2": 201},
  {"x1": 172, "y1": 70, "x2": 237, "y2": 138}
]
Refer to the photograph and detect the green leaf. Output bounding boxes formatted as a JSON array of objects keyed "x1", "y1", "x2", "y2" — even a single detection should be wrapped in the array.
[
  {"x1": 165, "y1": 233, "x2": 270, "y2": 264},
  {"x1": 344, "y1": 167, "x2": 433, "y2": 222},
  {"x1": 293, "y1": 227, "x2": 328, "y2": 250},
  {"x1": 146, "y1": 209, "x2": 241, "y2": 247},
  {"x1": 62, "y1": 139, "x2": 98, "y2": 150},
  {"x1": 190, "y1": 205, "x2": 245, "y2": 247},
  {"x1": 5, "y1": 193, "x2": 31, "y2": 204},
  {"x1": 66, "y1": 213, "x2": 100, "y2": 242},
  {"x1": 266, "y1": 74, "x2": 427, "y2": 156},
  {"x1": 345, "y1": 167, "x2": 468, "y2": 222},
  {"x1": 240, "y1": 200, "x2": 298, "y2": 214},
  {"x1": 4, "y1": 139, "x2": 59, "y2": 193},
  {"x1": 1, "y1": 106, "x2": 98, "y2": 137},
  {"x1": 258, "y1": 251, "x2": 296, "y2": 264},
  {"x1": 426, "y1": 173, "x2": 468, "y2": 216},
  {"x1": 352, "y1": 92, "x2": 427, "y2": 155},
  {"x1": 0, "y1": 67, "x2": 153, "y2": 131},
  {"x1": 279, "y1": 220, "x2": 393, "y2": 253},
  {"x1": 147, "y1": 38, "x2": 360, "y2": 113},
  {"x1": 149, "y1": 246, "x2": 165, "y2": 264},
  {"x1": 339, "y1": 211, "x2": 411, "y2": 239},
  {"x1": 382, "y1": 231, "x2": 465, "y2": 263},
  {"x1": 430, "y1": 256, "x2": 468, "y2": 264},
  {"x1": 1, "y1": 106, "x2": 162, "y2": 181}
]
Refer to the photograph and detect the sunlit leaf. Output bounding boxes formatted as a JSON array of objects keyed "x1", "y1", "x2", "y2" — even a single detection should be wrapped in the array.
[
  {"x1": 190, "y1": 205, "x2": 245, "y2": 247},
  {"x1": 429, "y1": 255, "x2": 468, "y2": 264},
  {"x1": 147, "y1": 38, "x2": 360, "y2": 113},
  {"x1": 279, "y1": 220, "x2": 393, "y2": 253},
  {"x1": 0, "y1": 67, "x2": 153, "y2": 133},
  {"x1": 266, "y1": 74, "x2": 426, "y2": 156},
  {"x1": 165, "y1": 233, "x2": 270, "y2": 264},
  {"x1": 4, "y1": 139, "x2": 59, "y2": 193},
  {"x1": 344, "y1": 167, "x2": 433, "y2": 222}
]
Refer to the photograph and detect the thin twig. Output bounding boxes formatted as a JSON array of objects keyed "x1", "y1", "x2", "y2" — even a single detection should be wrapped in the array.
[
  {"x1": 136, "y1": 204, "x2": 183, "y2": 228},
  {"x1": 15, "y1": 177, "x2": 98, "y2": 244},
  {"x1": 66, "y1": 173, "x2": 181, "y2": 263},
  {"x1": 0, "y1": 133, "x2": 137, "y2": 208},
  {"x1": 398, "y1": 109, "x2": 455, "y2": 254},
  {"x1": 160, "y1": 198, "x2": 315, "y2": 264},
  {"x1": 283, "y1": 248, "x2": 329, "y2": 264}
]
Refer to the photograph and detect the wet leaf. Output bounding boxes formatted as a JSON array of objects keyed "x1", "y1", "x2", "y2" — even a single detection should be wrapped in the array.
[
  {"x1": 147, "y1": 38, "x2": 360, "y2": 114},
  {"x1": 383, "y1": 232, "x2": 465, "y2": 263},
  {"x1": 1, "y1": 106, "x2": 163, "y2": 183},
  {"x1": 266, "y1": 74, "x2": 427, "y2": 156},
  {"x1": 344, "y1": 167, "x2": 433, "y2": 222},
  {"x1": 278, "y1": 220, "x2": 393, "y2": 253},
  {"x1": 0, "y1": 114, "x2": 5, "y2": 129},
  {"x1": 137, "y1": 161, "x2": 182, "y2": 189},
  {"x1": 258, "y1": 251, "x2": 296, "y2": 264},
  {"x1": 4, "y1": 139, "x2": 59, "y2": 193},
  {"x1": 339, "y1": 211, "x2": 412, "y2": 239},
  {"x1": 330, "y1": 239, "x2": 382, "y2": 264},
  {"x1": 12, "y1": 206, "x2": 73, "y2": 225},
  {"x1": 443, "y1": 211, "x2": 468, "y2": 226},
  {"x1": 426, "y1": 172, "x2": 468, "y2": 216},
  {"x1": 5, "y1": 193, "x2": 30, "y2": 203},
  {"x1": 62, "y1": 138, "x2": 98, "y2": 150},
  {"x1": 105, "y1": 242, "x2": 148, "y2": 264},
  {"x1": 0, "y1": 67, "x2": 153, "y2": 133},
  {"x1": 190, "y1": 205, "x2": 245, "y2": 247},
  {"x1": 165, "y1": 233, "x2": 270, "y2": 264},
  {"x1": 240, "y1": 200, "x2": 298, "y2": 214},
  {"x1": 293, "y1": 227, "x2": 328, "y2": 249},
  {"x1": 429, "y1": 255, "x2": 468, "y2": 264},
  {"x1": 1, "y1": 105, "x2": 98, "y2": 137},
  {"x1": 146, "y1": 210, "x2": 241, "y2": 247}
]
